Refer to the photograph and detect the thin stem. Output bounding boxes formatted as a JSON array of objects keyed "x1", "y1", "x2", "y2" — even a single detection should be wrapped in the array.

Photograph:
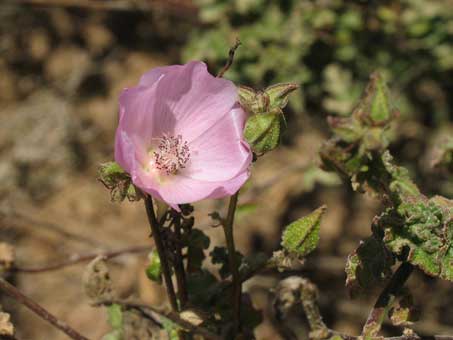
[
  {"x1": 172, "y1": 211, "x2": 188, "y2": 308},
  {"x1": 222, "y1": 191, "x2": 241, "y2": 334},
  {"x1": 144, "y1": 195, "x2": 178, "y2": 312},
  {"x1": 362, "y1": 262, "x2": 414, "y2": 337},
  {"x1": 12, "y1": 245, "x2": 150, "y2": 274},
  {"x1": 216, "y1": 39, "x2": 241, "y2": 78},
  {"x1": 0, "y1": 278, "x2": 90, "y2": 340}
]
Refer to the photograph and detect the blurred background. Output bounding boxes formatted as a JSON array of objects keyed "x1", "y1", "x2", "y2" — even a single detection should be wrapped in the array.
[{"x1": 0, "y1": 0, "x2": 452, "y2": 339}]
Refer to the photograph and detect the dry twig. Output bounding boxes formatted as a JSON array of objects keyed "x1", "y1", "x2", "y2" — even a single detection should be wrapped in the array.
[
  {"x1": 216, "y1": 39, "x2": 241, "y2": 78},
  {"x1": 0, "y1": 278, "x2": 90, "y2": 340},
  {"x1": 12, "y1": 245, "x2": 150, "y2": 274}
]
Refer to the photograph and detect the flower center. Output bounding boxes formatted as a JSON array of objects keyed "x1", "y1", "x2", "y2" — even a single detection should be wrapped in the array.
[{"x1": 153, "y1": 134, "x2": 190, "y2": 175}]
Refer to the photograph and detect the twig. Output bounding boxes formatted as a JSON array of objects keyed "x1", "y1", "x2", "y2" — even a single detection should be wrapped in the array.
[
  {"x1": 0, "y1": 278, "x2": 90, "y2": 340},
  {"x1": 12, "y1": 245, "x2": 150, "y2": 274},
  {"x1": 171, "y1": 211, "x2": 188, "y2": 308},
  {"x1": 221, "y1": 191, "x2": 241, "y2": 334},
  {"x1": 98, "y1": 298, "x2": 222, "y2": 340},
  {"x1": 299, "y1": 279, "x2": 329, "y2": 338},
  {"x1": 216, "y1": 39, "x2": 241, "y2": 78},
  {"x1": 144, "y1": 195, "x2": 178, "y2": 312},
  {"x1": 362, "y1": 262, "x2": 414, "y2": 337}
]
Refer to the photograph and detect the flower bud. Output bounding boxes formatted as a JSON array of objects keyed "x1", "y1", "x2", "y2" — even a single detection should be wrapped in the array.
[
  {"x1": 240, "y1": 82, "x2": 298, "y2": 155},
  {"x1": 244, "y1": 112, "x2": 281, "y2": 154}
]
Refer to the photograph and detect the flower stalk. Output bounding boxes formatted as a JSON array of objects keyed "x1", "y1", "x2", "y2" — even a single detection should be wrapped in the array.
[
  {"x1": 222, "y1": 191, "x2": 242, "y2": 334},
  {"x1": 172, "y1": 210, "x2": 188, "y2": 308},
  {"x1": 144, "y1": 195, "x2": 179, "y2": 312}
]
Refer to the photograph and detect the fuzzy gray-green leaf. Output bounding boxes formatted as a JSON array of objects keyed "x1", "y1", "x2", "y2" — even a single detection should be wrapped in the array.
[{"x1": 281, "y1": 205, "x2": 326, "y2": 257}]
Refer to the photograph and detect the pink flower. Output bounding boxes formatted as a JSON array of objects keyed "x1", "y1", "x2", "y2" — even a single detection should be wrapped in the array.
[{"x1": 114, "y1": 61, "x2": 252, "y2": 209}]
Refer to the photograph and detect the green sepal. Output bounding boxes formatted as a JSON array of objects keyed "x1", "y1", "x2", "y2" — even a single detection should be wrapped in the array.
[
  {"x1": 98, "y1": 161, "x2": 141, "y2": 202},
  {"x1": 244, "y1": 112, "x2": 282, "y2": 154},
  {"x1": 265, "y1": 83, "x2": 299, "y2": 112},
  {"x1": 238, "y1": 85, "x2": 269, "y2": 114},
  {"x1": 369, "y1": 72, "x2": 394, "y2": 124}
]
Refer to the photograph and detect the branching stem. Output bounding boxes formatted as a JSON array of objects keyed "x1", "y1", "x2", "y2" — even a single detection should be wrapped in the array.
[
  {"x1": 362, "y1": 262, "x2": 414, "y2": 336},
  {"x1": 144, "y1": 195, "x2": 178, "y2": 312}
]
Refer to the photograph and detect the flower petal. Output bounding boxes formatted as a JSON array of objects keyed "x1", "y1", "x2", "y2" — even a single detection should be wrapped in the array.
[
  {"x1": 118, "y1": 85, "x2": 176, "y2": 144},
  {"x1": 153, "y1": 61, "x2": 238, "y2": 141},
  {"x1": 155, "y1": 171, "x2": 250, "y2": 205},
  {"x1": 183, "y1": 107, "x2": 252, "y2": 181}
]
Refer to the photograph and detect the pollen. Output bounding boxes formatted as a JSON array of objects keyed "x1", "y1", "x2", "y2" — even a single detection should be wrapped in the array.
[{"x1": 153, "y1": 134, "x2": 190, "y2": 175}]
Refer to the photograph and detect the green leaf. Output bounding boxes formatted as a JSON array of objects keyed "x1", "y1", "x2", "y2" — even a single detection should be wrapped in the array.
[
  {"x1": 187, "y1": 228, "x2": 210, "y2": 272},
  {"x1": 145, "y1": 250, "x2": 162, "y2": 283},
  {"x1": 345, "y1": 236, "x2": 394, "y2": 294},
  {"x1": 186, "y1": 270, "x2": 220, "y2": 307},
  {"x1": 107, "y1": 304, "x2": 123, "y2": 330},
  {"x1": 244, "y1": 112, "x2": 282, "y2": 154},
  {"x1": 210, "y1": 246, "x2": 243, "y2": 279},
  {"x1": 381, "y1": 197, "x2": 453, "y2": 281},
  {"x1": 188, "y1": 228, "x2": 210, "y2": 249},
  {"x1": 381, "y1": 151, "x2": 421, "y2": 202},
  {"x1": 281, "y1": 205, "x2": 326, "y2": 257}
]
